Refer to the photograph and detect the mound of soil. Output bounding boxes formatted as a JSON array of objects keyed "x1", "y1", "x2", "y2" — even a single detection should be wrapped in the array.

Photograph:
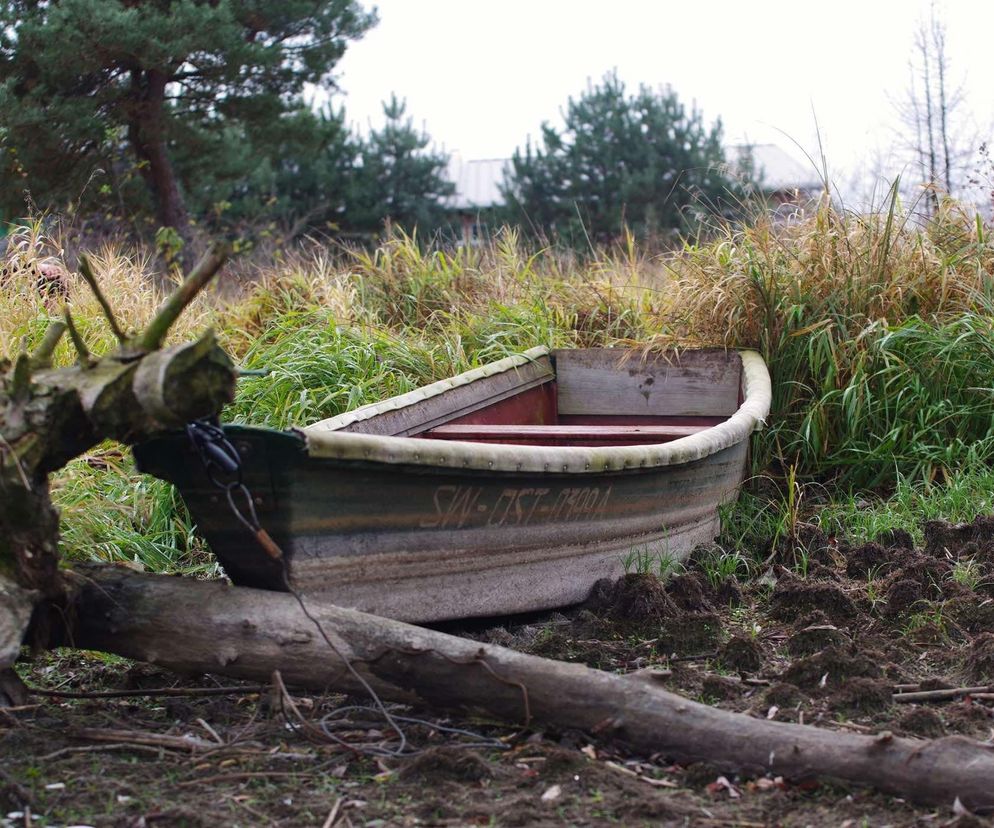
[
  {"x1": 874, "y1": 528, "x2": 915, "y2": 550},
  {"x1": 965, "y1": 632, "x2": 994, "y2": 682},
  {"x1": 787, "y1": 623, "x2": 850, "y2": 657},
  {"x1": 701, "y1": 674, "x2": 743, "y2": 701},
  {"x1": 764, "y1": 682, "x2": 804, "y2": 708},
  {"x1": 769, "y1": 577, "x2": 859, "y2": 624},
  {"x1": 897, "y1": 706, "x2": 945, "y2": 738},
  {"x1": 665, "y1": 572, "x2": 714, "y2": 613},
  {"x1": 882, "y1": 578, "x2": 930, "y2": 618},
  {"x1": 890, "y1": 553, "x2": 950, "y2": 589},
  {"x1": 769, "y1": 522, "x2": 835, "y2": 568},
  {"x1": 664, "y1": 611, "x2": 724, "y2": 655},
  {"x1": 944, "y1": 701, "x2": 994, "y2": 734},
  {"x1": 946, "y1": 596, "x2": 994, "y2": 634},
  {"x1": 845, "y1": 541, "x2": 893, "y2": 578},
  {"x1": 578, "y1": 573, "x2": 725, "y2": 655},
  {"x1": 602, "y1": 573, "x2": 681, "y2": 625},
  {"x1": 397, "y1": 747, "x2": 494, "y2": 783},
  {"x1": 924, "y1": 516, "x2": 994, "y2": 557},
  {"x1": 780, "y1": 645, "x2": 882, "y2": 690},
  {"x1": 712, "y1": 575, "x2": 744, "y2": 607},
  {"x1": 829, "y1": 677, "x2": 893, "y2": 715},
  {"x1": 718, "y1": 633, "x2": 763, "y2": 673}
]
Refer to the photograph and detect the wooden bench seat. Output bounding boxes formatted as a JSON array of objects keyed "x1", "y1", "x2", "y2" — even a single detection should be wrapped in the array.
[{"x1": 421, "y1": 423, "x2": 711, "y2": 447}]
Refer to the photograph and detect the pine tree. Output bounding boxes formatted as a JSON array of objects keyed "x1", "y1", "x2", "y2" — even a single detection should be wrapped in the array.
[
  {"x1": 218, "y1": 106, "x2": 359, "y2": 236},
  {"x1": 503, "y1": 71, "x2": 743, "y2": 246},
  {"x1": 0, "y1": 0, "x2": 376, "y2": 232},
  {"x1": 347, "y1": 95, "x2": 454, "y2": 236}
]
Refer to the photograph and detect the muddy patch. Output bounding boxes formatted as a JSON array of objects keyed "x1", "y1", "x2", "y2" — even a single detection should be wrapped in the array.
[{"x1": 12, "y1": 513, "x2": 994, "y2": 827}]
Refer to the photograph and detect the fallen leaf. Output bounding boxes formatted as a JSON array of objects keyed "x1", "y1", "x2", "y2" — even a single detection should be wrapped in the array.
[{"x1": 706, "y1": 776, "x2": 741, "y2": 798}]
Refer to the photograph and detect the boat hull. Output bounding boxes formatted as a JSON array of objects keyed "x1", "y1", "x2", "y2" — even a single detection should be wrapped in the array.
[{"x1": 134, "y1": 427, "x2": 749, "y2": 621}]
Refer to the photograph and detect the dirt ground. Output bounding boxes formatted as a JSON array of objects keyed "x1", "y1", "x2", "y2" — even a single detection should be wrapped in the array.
[{"x1": 6, "y1": 518, "x2": 994, "y2": 827}]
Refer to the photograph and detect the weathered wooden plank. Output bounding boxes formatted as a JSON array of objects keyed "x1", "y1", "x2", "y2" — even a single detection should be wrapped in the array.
[
  {"x1": 422, "y1": 423, "x2": 708, "y2": 446},
  {"x1": 553, "y1": 349, "x2": 742, "y2": 418},
  {"x1": 556, "y1": 414, "x2": 726, "y2": 427},
  {"x1": 308, "y1": 349, "x2": 554, "y2": 437}
]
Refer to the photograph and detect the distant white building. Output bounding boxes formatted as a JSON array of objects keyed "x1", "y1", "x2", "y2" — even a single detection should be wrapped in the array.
[
  {"x1": 725, "y1": 143, "x2": 824, "y2": 205},
  {"x1": 443, "y1": 143, "x2": 823, "y2": 242},
  {"x1": 443, "y1": 155, "x2": 510, "y2": 244}
]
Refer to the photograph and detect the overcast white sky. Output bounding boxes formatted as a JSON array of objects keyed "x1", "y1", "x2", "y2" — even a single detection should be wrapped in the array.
[{"x1": 329, "y1": 0, "x2": 992, "y2": 201}]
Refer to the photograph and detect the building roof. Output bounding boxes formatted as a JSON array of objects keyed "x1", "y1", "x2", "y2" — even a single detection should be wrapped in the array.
[
  {"x1": 727, "y1": 143, "x2": 823, "y2": 193},
  {"x1": 443, "y1": 143, "x2": 823, "y2": 211}
]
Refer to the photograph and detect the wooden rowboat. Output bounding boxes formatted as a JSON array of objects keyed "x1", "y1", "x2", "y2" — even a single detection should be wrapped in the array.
[{"x1": 133, "y1": 347, "x2": 771, "y2": 622}]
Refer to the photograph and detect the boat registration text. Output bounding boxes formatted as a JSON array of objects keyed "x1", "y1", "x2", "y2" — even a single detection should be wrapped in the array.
[{"x1": 420, "y1": 484, "x2": 613, "y2": 530}]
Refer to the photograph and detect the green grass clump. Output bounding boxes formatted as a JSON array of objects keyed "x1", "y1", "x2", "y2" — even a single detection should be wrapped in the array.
[
  {"x1": 814, "y1": 462, "x2": 994, "y2": 547},
  {"x1": 52, "y1": 448, "x2": 218, "y2": 576},
  {"x1": 667, "y1": 191, "x2": 994, "y2": 486},
  {"x1": 229, "y1": 321, "x2": 456, "y2": 428}
]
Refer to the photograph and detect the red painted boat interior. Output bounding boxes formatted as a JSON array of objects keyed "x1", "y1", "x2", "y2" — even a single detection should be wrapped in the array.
[
  {"x1": 440, "y1": 382, "x2": 558, "y2": 427},
  {"x1": 417, "y1": 380, "x2": 729, "y2": 447}
]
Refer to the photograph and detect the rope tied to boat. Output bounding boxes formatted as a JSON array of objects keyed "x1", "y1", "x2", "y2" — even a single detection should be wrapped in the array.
[
  {"x1": 183, "y1": 418, "x2": 509, "y2": 757},
  {"x1": 184, "y1": 418, "x2": 283, "y2": 561}
]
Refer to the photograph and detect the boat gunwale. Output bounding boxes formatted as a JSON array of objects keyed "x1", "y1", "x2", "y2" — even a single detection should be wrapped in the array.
[
  {"x1": 306, "y1": 345, "x2": 553, "y2": 433},
  {"x1": 301, "y1": 349, "x2": 771, "y2": 475}
]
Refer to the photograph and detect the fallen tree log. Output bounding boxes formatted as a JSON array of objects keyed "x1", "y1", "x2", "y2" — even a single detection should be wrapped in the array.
[{"x1": 67, "y1": 565, "x2": 994, "y2": 812}]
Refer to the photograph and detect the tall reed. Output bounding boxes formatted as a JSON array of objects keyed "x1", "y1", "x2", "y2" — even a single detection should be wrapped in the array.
[{"x1": 665, "y1": 191, "x2": 994, "y2": 485}]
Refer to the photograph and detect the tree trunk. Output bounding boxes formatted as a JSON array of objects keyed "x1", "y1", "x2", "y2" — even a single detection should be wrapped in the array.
[
  {"x1": 129, "y1": 69, "x2": 189, "y2": 236},
  {"x1": 65, "y1": 566, "x2": 994, "y2": 813},
  {"x1": 0, "y1": 247, "x2": 232, "y2": 669}
]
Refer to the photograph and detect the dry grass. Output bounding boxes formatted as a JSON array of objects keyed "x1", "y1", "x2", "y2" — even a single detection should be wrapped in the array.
[
  {"x1": 0, "y1": 219, "x2": 217, "y2": 361},
  {"x1": 4, "y1": 190, "x2": 994, "y2": 490},
  {"x1": 665, "y1": 195, "x2": 992, "y2": 351}
]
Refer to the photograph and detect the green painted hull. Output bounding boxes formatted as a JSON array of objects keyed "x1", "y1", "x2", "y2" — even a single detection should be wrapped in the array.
[
  {"x1": 133, "y1": 346, "x2": 770, "y2": 621},
  {"x1": 133, "y1": 426, "x2": 748, "y2": 621}
]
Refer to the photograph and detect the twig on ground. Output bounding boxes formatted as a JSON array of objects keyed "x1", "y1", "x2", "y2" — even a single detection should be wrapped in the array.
[
  {"x1": 0, "y1": 704, "x2": 42, "y2": 715},
  {"x1": 40, "y1": 742, "x2": 170, "y2": 761},
  {"x1": 603, "y1": 760, "x2": 679, "y2": 788},
  {"x1": 322, "y1": 797, "x2": 344, "y2": 828},
  {"x1": 893, "y1": 685, "x2": 994, "y2": 703},
  {"x1": 28, "y1": 684, "x2": 267, "y2": 700},
  {"x1": 74, "y1": 727, "x2": 218, "y2": 752},
  {"x1": 272, "y1": 670, "x2": 351, "y2": 751},
  {"x1": 195, "y1": 717, "x2": 225, "y2": 746},
  {"x1": 668, "y1": 652, "x2": 717, "y2": 663},
  {"x1": 224, "y1": 793, "x2": 271, "y2": 823}
]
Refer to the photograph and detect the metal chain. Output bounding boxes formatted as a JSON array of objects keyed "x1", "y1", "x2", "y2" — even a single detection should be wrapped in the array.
[{"x1": 185, "y1": 419, "x2": 282, "y2": 560}]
